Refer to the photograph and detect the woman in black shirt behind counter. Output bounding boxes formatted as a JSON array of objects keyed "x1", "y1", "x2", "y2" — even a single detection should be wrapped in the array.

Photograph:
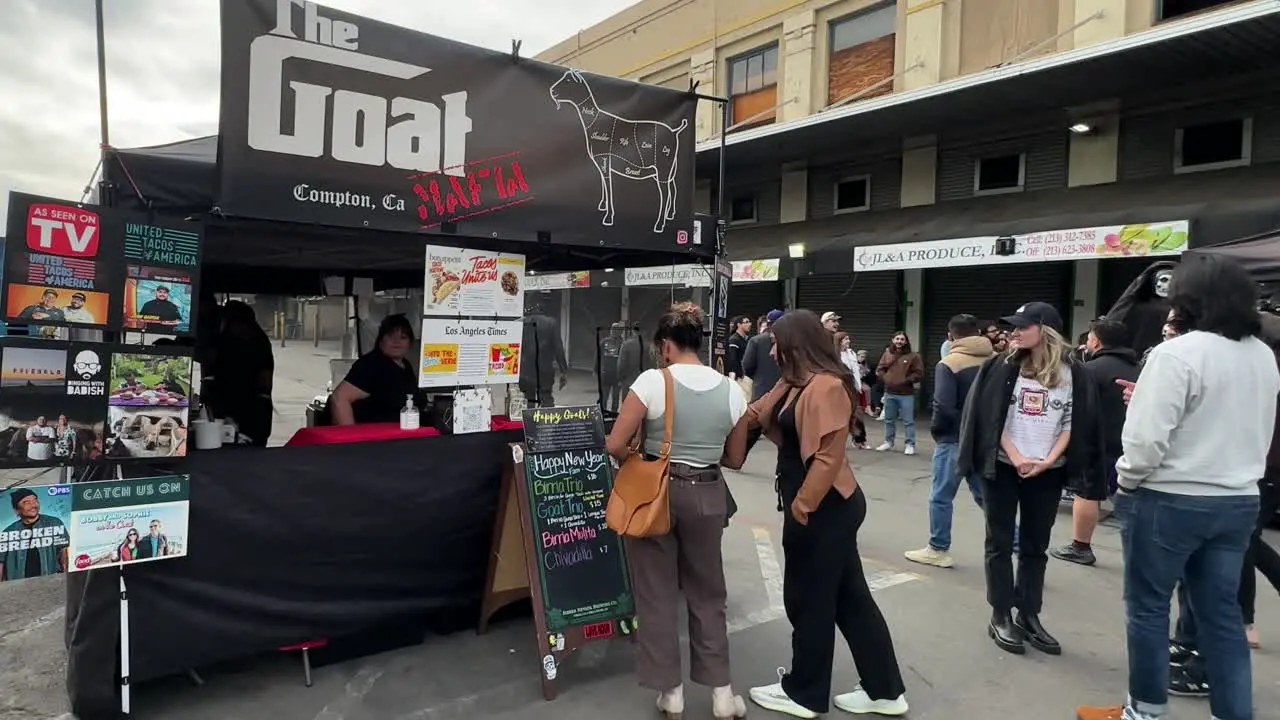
[{"x1": 330, "y1": 314, "x2": 420, "y2": 425}]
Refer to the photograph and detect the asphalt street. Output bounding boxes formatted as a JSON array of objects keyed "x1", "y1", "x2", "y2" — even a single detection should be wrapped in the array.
[{"x1": 2, "y1": 350, "x2": 1279, "y2": 719}]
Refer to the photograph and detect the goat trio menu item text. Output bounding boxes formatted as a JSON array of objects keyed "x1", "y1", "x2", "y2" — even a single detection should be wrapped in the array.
[
  {"x1": 2, "y1": 192, "x2": 202, "y2": 335},
  {"x1": 0, "y1": 339, "x2": 193, "y2": 468}
]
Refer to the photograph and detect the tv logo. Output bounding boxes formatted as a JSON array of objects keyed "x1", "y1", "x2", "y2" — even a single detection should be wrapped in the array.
[
  {"x1": 26, "y1": 203, "x2": 100, "y2": 258},
  {"x1": 46, "y1": 486, "x2": 71, "y2": 496}
]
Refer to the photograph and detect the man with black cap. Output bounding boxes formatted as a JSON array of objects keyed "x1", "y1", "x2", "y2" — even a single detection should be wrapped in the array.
[
  {"x1": 1, "y1": 487, "x2": 69, "y2": 581},
  {"x1": 62, "y1": 292, "x2": 97, "y2": 324}
]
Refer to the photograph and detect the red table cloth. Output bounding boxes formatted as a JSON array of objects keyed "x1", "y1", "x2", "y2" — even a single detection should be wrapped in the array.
[{"x1": 286, "y1": 417, "x2": 523, "y2": 447}]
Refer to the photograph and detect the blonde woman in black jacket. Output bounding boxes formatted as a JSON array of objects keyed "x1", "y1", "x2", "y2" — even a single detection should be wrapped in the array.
[{"x1": 957, "y1": 302, "x2": 1107, "y2": 656}]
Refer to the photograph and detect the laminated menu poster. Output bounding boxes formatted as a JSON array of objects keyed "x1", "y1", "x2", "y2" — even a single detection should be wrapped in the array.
[
  {"x1": 424, "y1": 245, "x2": 526, "y2": 318},
  {"x1": 104, "y1": 349, "x2": 193, "y2": 461},
  {"x1": 116, "y1": 210, "x2": 202, "y2": 336},
  {"x1": 0, "y1": 483, "x2": 72, "y2": 583},
  {"x1": 68, "y1": 474, "x2": 190, "y2": 571},
  {"x1": 519, "y1": 406, "x2": 632, "y2": 632},
  {"x1": 419, "y1": 318, "x2": 522, "y2": 388},
  {"x1": 0, "y1": 193, "x2": 203, "y2": 334},
  {"x1": 2, "y1": 192, "x2": 123, "y2": 330}
]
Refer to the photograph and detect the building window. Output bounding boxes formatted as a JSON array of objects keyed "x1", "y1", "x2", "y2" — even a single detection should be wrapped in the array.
[
  {"x1": 833, "y1": 176, "x2": 871, "y2": 214},
  {"x1": 1157, "y1": 0, "x2": 1236, "y2": 22},
  {"x1": 729, "y1": 194, "x2": 757, "y2": 223},
  {"x1": 1174, "y1": 118, "x2": 1251, "y2": 173},
  {"x1": 728, "y1": 45, "x2": 779, "y2": 129},
  {"x1": 973, "y1": 154, "x2": 1025, "y2": 195},
  {"x1": 828, "y1": 2, "x2": 896, "y2": 106}
]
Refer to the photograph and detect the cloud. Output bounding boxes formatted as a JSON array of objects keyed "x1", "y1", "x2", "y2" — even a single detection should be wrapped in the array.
[{"x1": 0, "y1": 0, "x2": 636, "y2": 229}]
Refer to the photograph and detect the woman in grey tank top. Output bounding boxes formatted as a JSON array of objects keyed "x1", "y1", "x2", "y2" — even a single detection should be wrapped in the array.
[{"x1": 606, "y1": 303, "x2": 750, "y2": 720}]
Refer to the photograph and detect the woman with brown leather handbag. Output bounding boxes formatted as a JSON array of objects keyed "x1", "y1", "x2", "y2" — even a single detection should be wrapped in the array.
[{"x1": 605, "y1": 303, "x2": 751, "y2": 720}]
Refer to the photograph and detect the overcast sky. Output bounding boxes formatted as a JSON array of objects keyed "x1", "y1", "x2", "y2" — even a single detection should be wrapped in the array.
[{"x1": 0, "y1": 0, "x2": 637, "y2": 228}]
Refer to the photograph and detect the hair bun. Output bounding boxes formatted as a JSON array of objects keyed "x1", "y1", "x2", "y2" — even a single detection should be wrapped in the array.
[{"x1": 670, "y1": 301, "x2": 703, "y2": 322}]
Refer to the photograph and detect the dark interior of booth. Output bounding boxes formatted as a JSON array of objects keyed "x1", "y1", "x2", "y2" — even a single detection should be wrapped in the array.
[{"x1": 65, "y1": 144, "x2": 715, "y2": 720}]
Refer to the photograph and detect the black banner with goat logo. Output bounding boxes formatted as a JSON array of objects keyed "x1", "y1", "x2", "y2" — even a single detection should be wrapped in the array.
[{"x1": 217, "y1": 0, "x2": 703, "y2": 254}]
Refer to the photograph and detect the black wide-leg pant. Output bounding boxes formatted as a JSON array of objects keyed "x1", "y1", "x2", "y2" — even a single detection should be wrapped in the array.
[{"x1": 779, "y1": 486, "x2": 906, "y2": 712}]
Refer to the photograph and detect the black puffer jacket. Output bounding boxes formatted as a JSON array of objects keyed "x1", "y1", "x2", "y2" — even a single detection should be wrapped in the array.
[
  {"x1": 1083, "y1": 347, "x2": 1140, "y2": 460},
  {"x1": 957, "y1": 353, "x2": 1108, "y2": 498}
]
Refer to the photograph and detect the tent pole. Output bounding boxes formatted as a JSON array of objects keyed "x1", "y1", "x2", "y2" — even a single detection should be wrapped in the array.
[{"x1": 95, "y1": 0, "x2": 110, "y2": 201}]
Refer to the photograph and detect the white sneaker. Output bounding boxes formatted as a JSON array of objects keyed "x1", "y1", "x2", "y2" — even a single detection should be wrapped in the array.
[
  {"x1": 749, "y1": 668, "x2": 817, "y2": 719},
  {"x1": 656, "y1": 684, "x2": 684, "y2": 717},
  {"x1": 904, "y1": 546, "x2": 954, "y2": 568},
  {"x1": 833, "y1": 686, "x2": 909, "y2": 715},
  {"x1": 903, "y1": 444, "x2": 916, "y2": 456},
  {"x1": 712, "y1": 685, "x2": 747, "y2": 719},
  {"x1": 875, "y1": 442, "x2": 893, "y2": 452}
]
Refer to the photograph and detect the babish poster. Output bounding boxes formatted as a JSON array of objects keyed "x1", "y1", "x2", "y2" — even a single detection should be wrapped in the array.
[{"x1": 0, "y1": 339, "x2": 108, "y2": 468}]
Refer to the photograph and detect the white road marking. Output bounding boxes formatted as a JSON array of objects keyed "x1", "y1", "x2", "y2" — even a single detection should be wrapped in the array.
[
  {"x1": 0, "y1": 606, "x2": 66, "y2": 643},
  {"x1": 752, "y1": 526, "x2": 786, "y2": 613},
  {"x1": 729, "y1": 527, "x2": 921, "y2": 634},
  {"x1": 313, "y1": 666, "x2": 385, "y2": 720}
]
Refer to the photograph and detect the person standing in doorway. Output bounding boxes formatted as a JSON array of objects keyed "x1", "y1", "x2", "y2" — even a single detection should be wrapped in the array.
[
  {"x1": 875, "y1": 332, "x2": 923, "y2": 455},
  {"x1": 1052, "y1": 317, "x2": 1138, "y2": 567},
  {"x1": 1077, "y1": 255, "x2": 1277, "y2": 720},
  {"x1": 904, "y1": 315, "x2": 992, "y2": 568},
  {"x1": 739, "y1": 310, "x2": 908, "y2": 718},
  {"x1": 958, "y1": 302, "x2": 1106, "y2": 657}
]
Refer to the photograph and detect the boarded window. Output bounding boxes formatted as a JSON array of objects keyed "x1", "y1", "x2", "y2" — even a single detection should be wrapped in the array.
[
  {"x1": 729, "y1": 46, "x2": 779, "y2": 128},
  {"x1": 828, "y1": 3, "x2": 896, "y2": 105}
]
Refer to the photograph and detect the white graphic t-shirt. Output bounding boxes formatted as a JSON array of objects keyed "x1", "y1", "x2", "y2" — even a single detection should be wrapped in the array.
[{"x1": 1002, "y1": 368, "x2": 1072, "y2": 465}]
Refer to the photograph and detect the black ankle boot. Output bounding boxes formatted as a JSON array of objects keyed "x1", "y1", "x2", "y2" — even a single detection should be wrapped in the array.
[
  {"x1": 988, "y1": 611, "x2": 1025, "y2": 654},
  {"x1": 1014, "y1": 611, "x2": 1062, "y2": 655}
]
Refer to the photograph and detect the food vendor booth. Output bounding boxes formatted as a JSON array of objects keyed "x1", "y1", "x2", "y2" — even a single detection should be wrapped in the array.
[{"x1": 56, "y1": 2, "x2": 724, "y2": 717}]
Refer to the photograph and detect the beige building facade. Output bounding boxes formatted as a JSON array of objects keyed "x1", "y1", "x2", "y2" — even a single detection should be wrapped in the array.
[
  {"x1": 532, "y1": 0, "x2": 1236, "y2": 145},
  {"x1": 536, "y1": 0, "x2": 1279, "y2": 391}
]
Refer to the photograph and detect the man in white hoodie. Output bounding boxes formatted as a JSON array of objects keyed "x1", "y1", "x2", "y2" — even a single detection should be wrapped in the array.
[{"x1": 1077, "y1": 254, "x2": 1279, "y2": 720}]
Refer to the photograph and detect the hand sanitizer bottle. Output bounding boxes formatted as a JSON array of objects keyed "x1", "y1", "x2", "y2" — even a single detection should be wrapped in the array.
[{"x1": 400, "y1": 394, "x2": 419, "y2": 431}]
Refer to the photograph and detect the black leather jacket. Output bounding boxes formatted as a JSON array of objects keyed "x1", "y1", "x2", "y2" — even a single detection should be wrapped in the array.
[{"x1": 957, "y1": 353, "x2": 1108, "y2": 497}]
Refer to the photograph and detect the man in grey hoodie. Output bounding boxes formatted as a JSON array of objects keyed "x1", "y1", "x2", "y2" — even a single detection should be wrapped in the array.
[{"x1": 904, "y1": 314, "x2": 993, "y2": 568}]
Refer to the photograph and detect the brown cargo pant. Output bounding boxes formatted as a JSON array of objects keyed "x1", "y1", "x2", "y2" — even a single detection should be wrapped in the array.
[{"x1": 624, "y1": 463, "x2": 732, "y2": 691}]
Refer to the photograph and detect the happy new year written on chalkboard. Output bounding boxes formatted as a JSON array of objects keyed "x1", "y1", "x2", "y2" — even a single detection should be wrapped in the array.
[
  {"x1": 521, "y1": 408, "x2": 631, "y2": 633},
  {"x1": 522, "y1": 405, "x2": 605, "y2": 454}
]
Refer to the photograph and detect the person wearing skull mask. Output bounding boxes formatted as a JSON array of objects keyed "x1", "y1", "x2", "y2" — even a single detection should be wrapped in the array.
[{"x1": 1104, "y1": 262, "x2": 1176, "y2": 359}]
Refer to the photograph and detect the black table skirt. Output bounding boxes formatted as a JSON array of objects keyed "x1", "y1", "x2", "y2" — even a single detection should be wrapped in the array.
[{"x1": 65, "y1": 430, "x2": 522, "y2": 719}]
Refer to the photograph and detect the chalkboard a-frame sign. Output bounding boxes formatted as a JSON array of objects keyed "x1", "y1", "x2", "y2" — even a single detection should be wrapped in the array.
[{"x1": 478, "y1": 405, "x2": 635, "y2": 700}]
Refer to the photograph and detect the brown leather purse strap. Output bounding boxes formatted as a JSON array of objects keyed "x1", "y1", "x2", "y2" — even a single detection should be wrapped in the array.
[{"x1": 658, "y1": 367, "x2": 674, "y2": 459}]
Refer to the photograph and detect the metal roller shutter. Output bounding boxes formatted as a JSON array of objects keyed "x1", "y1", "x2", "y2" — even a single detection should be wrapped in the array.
[
  {"x1": 1098, "y1": 258, "x2": 1167, "y2": 317},
  {"x1": 921, "y1": 263, "x2": 1073, "y2": 400},
  {"x1": 628, "y1": 287, "x2": 697, "y2": 342},
  {"x1": 796, "y1": 271, "x2": 902, "y2": 355},
  {"x1": 568, "y1": 287, "x2": 622, "y2": 370},
  {"x1": 728, "y1": 282, "x2": 784, "y2": 326}
]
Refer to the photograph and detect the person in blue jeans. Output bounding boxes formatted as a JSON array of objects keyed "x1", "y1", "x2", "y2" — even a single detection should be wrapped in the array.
[
  {"x1": 875, "y1": 331, "x2": 923, "y2": 455},
  {"x1": 1077, "y1": 254, "x2": 1279, "y2": 720},
  {"x1": 905, "y1": 314, "x2": 994, "y2": 568}
]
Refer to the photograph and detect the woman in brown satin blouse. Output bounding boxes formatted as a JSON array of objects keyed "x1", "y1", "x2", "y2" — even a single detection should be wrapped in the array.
[{"x1": 734, "y1": 310, "x2": 909, "y2": 719}]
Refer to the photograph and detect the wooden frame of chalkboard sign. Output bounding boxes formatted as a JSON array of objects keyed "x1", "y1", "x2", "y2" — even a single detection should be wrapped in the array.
[{"x1": 478, "y1": 405, "x2": 636, "y2": 700}]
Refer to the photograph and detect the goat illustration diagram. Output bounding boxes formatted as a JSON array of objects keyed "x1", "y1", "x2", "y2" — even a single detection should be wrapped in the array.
[{"x1": 550, "y1": 69, "x2": 688, "y2": 233}]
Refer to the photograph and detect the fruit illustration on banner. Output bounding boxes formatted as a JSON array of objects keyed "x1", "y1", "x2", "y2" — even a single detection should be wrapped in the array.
[{"x1": 1098, "y1": 224, "x2": 1187, "y2": 257}]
